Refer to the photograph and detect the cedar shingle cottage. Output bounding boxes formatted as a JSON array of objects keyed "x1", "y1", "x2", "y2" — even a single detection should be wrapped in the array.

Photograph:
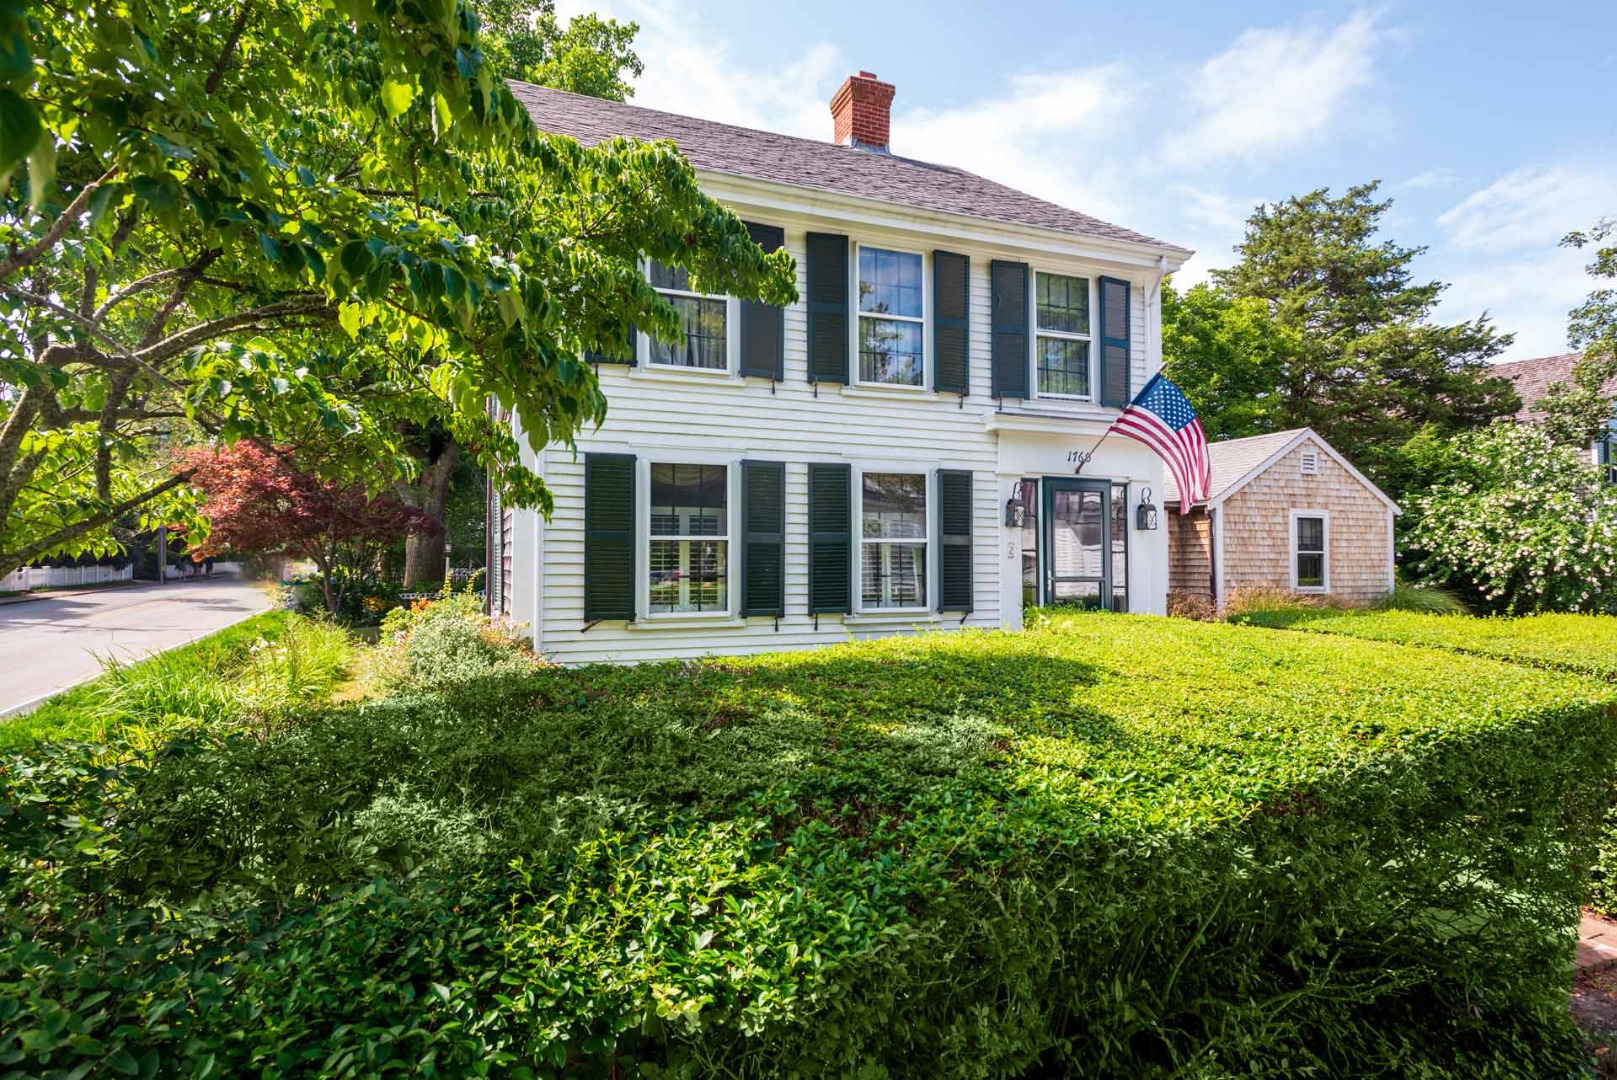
[
  {"x1": 487, "y1": 74, "x2": 1195, "y2": 663},
  {"x1": 1164, "y1": 428, "x2": 1399, "y2": 610},
  {"x1": 1493, "y1": 352, "x2": 1617, "y2": 480}
]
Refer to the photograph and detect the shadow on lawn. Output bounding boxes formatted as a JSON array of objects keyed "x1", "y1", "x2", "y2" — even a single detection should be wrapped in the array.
[{"x1": 109, "y1": 634, "x2": 1125, "y2": 903}]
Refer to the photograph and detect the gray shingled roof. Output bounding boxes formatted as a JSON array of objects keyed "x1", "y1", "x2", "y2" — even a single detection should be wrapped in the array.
[
  {"x1": 1163, "y1": 428, "x2": 1308, "y2": 505},
  {"x1": 1492, "y1": 352, "x2": 1615, "y2": 423},
  {"x1": 508, "y1": 82, "x2": 1189, "y2": 254}
]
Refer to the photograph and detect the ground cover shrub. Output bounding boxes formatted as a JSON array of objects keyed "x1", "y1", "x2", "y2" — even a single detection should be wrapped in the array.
[
  {"x1": 3, "y1": 614, "x2": 1614, "y2": 1078},
  {"x1": 0, "y1": 612, "x2": 353, "y2": 749},
  {"x1": 1379, "y1": 580, "x2": 1468, "y2": 614},
  {"x1": 370, "y1": 589, "x2": 540, "y2": 691},
  {"x1": 1235, "y1": 609, "x2": 1617, "y2": 682}
]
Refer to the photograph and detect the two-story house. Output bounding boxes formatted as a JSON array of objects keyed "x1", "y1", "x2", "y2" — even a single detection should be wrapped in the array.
[{"x1": 489, "y1": 73, "x2": 1192, "y2": 663}]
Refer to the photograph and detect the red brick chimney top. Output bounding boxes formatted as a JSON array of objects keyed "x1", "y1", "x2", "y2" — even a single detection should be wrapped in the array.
[{"x1": 830, "y1": 71, "x2": 896, "y2": 152}]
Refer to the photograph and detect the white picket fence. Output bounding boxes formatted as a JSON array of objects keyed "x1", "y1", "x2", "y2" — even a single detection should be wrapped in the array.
[{"x1": 0, "y1": 564, "x2": 133, "y2": 594}]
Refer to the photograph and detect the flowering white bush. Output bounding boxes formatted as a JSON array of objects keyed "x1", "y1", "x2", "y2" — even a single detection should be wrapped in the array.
[{"x1": 1409, "y1": 424, "x2": 1617, "y2": 613}]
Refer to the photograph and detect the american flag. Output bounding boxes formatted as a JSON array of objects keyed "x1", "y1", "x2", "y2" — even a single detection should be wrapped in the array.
[{"x1": 1107, "y1": 373, "x2": 1210, "y2": 513}]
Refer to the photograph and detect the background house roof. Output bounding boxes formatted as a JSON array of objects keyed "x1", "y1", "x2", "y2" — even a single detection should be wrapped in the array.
[
  {"x1": 508, "y1": 82, "x2": 1189, "y2": 254},
  {"x1": 1492, "y1": 352, "x2": 1615, "y2": 423},
  {"x1": 1163, "y1": 428, "x2": 1306, "y2": 505}
]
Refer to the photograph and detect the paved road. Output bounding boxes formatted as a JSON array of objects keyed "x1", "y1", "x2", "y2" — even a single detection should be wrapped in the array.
[{"x1": 0, "y1": 577, "x2": 271, "y2": 716}]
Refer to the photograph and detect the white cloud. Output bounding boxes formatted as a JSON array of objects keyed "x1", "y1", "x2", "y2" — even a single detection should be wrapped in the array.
[
  {"x1": 1432, "y1": 163, "x2": 1617, "y2": 360},
  {"x1": 1436, "y1": 164, "x2": 1617, "y2": 255},
  {"x1": 552, "y1": 0, "x2": 842, "y2": 137},
  {"x1": 896, "y1": 67, "x2": 1133, "y2": 219},
  {"x1": 1393, "y1": 168, "x2": 1458, "y2": 191},
  {"x1": 1161, "y1": 11, "x2": 1383, "y2": 169}
]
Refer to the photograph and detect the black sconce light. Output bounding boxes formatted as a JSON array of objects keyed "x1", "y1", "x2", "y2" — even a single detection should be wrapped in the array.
[
  {"x1": 1135, "y1": 487, "x2": 1160, "y2": 531},
  {"x1": 1005, "y1": 480, "x2": 1030, "y2": 528}
]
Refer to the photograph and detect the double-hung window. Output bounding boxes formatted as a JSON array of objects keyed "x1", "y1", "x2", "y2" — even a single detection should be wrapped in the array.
[
  {"x1": 648, "y1": 463, "x2": 729, "y2": 614},
  {"x1": 857, "y1": 247, "x2": 924, "y2": 386},
  {"x1": 1035, "y1": 272, "x2": 1092, "y2": 398},
  {"x1": 648, "y1": 262, "x2": 728, "y2": 370},
  {"x1": 860, "y1": 472, "x2": 927, "y2": 609},
  {"x1": 1293, "y1": 513, "x2": 1328, "y2": 592}
]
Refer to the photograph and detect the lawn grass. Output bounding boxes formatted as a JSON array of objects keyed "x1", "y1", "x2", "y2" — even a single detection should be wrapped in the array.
[
  {"x1": 1235, "y1": 608, "x2": 1617, "y2": 682},
  {"x1": 0, "y1": 610, "x2": 353, "y2": 748},
  {"x1": 7, "y1": 609, "x2": 1615, "y2": 1078}
]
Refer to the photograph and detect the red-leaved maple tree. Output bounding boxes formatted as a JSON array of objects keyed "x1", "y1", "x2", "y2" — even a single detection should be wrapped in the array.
[{"x1": 187, "y1": 442, "x2": 425, "y2": 615}]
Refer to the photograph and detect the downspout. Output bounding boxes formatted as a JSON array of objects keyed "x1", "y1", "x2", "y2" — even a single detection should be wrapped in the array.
[
  {"x1": 1147, "y1": 254, "x2": 1170, "y2": 374},
  {"x1": 1210, "y1": 503, "x2": 1225, "y2": 611}
]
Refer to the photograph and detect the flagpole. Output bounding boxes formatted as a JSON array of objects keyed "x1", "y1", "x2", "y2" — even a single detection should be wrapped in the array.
[{"x1": 1073, "y1": 425, "x2": 1118, "y2": 474}]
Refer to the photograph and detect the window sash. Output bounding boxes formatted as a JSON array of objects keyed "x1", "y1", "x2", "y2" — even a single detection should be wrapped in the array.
[
  {"x1": 861, "y1": 540, "x2": 928, "y2": 609},
  {"x1": 647, "y1": 462, "x2": 730, "y2": 615},
  {"x1": 1295, "y1": 515, "x2": 1326, "y2": 590},
  {"x1": 859, "y1": 471, "x2": 928, "y2": 609},
  {"x1": 1036, "y1": 272, "x2": 1091, "y2": 335},
  {"x1": 1036, "y1": 335, "x2": 1092, "y2": 398}
]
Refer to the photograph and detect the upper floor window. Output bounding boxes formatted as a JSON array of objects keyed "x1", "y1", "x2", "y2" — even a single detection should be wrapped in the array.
[
  {"x1": 648, "y1": 263, "x2": 727, "y2": 371},
  {"x1": 649, "y1": 462, "x2": 729, "y2": 614},
  {"x1": 1036, "y1": 272, "x2": 1092, "y2": 399},
  {"x1": 857, "y1": 247, "x2": 924, "y2": 387}
]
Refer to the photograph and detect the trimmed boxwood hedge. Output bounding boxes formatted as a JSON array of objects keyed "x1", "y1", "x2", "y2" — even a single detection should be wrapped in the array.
[
  {"x1": 1235, "y1": 609, "x2": 1617, "y2": 682},
  {"x1": 3, "y1": 612, "x2": 1615, "y2": 1078}
]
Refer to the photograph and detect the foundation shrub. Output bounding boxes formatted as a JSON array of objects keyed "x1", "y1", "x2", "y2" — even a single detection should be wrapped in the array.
[{"x1": 2, "y1": 614, "x2": 1613, "y2": 1078}]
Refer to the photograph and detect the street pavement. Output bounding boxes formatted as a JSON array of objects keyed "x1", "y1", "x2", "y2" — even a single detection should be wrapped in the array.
[{"x1": 0, "y1": 577, "x2": 270, "y2": 716}]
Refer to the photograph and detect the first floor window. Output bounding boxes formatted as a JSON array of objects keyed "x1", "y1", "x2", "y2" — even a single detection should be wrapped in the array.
[
  {"x1": 648, "y1": 262, "x2": 727, "y2": 370},
  {"x1": 861, "y1": 472, "x2": 926, "y2": 608},
  {"x1": 858, "y1": 247, "x2": 924, "y2": 386},
  {"x1": 649, "y1": 463, "x2": 728, "y2": 613},
  {"x1": 1035, "y1": 272, "x2": 1092, "y2": 398},
  {"x1": 1294, "y1": 515, "x2": 1326, "y2": 590}
]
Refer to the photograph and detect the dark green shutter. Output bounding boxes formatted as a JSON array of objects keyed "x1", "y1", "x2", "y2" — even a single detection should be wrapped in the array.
[
  {"x1": 990, "y1": 260, "x2": 1029, "y2": 399},
  {"x1": 933, "y1": 250, "x2": 970, "y2": 395},
  {"x1": 807, "y1": 462, "x2": 852, "y2": 615},
  {"x1": 936, "y1": 469, "x2": 973, "y2": 612},
  {"x1": 740, "y1": 223, "x2": 786, "y2": 380},
  {"x1": 806, "y1": 232, "x2": 849, "y2": 385},
  {"x1": 1098, "y1": 276, "x2": 1132, "y2": 408},
  {"x1": 583, "y1": 453, "x2": 635, "y2": 621},
  {"x1": 740, "y1": 459, "x2": 785, "y2": 617}
]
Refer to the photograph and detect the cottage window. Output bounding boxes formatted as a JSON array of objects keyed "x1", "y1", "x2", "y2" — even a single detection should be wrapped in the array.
[
  {"x1": 1292, "y1": 512, "x2": 1328, "y2": 592},
  {"x1": 1035, "y1": 273, "x2": 1092, "y2": 399},
  {"x1": 857, "y1": 247, "x2": 925, "y2": 386},
  {"x1": 647, "y1": 262, "x2": 728, "y2": 370},
  {"x1": 860, "y1": 472, "x2": 927, "y2": 608},
  {"x1": 648, "y1": 463, "x2": 728, "y2": 613}
]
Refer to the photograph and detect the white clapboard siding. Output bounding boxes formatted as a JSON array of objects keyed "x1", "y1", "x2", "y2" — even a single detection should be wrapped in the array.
[{"x1": 515, "y1": 207, "x2": 1164, "y2": 665}]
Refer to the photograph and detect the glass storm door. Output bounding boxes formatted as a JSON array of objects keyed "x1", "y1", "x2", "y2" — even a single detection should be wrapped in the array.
[{"x1": 1043, "y1": 478, "x2": 1114, "y2": 610}]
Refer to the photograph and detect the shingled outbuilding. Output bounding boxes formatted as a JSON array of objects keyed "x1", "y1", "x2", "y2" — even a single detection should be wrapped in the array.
[{"x1": 1164, "y1": 428, "x2": 1399, "y2": 610}]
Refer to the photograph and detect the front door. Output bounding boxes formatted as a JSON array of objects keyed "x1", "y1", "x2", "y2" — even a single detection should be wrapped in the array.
[{"x1": 1043, "y1": 478, "x2": 1116, "y2": 610}]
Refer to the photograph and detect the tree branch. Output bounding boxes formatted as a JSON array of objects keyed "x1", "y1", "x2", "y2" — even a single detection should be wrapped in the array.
[
  {"x1": 130, "y1": 295, "x2": 335, "y2": 365},
  {"x1": 0, "y1": 469, "x2": 196, "y2": 578},
  {"x1": 206, "y1": 2, "x2": 252, "y2": 95},
  {"x1": 0, "y1": 165, "x2": 120, "y2": 282}
]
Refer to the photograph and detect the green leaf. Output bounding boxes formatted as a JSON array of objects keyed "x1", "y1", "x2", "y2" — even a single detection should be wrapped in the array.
[
  {"x1": 0, "y1": 86, "x2": 40, "y2": 175},
  {"x1": 339, "y1": 303, "x2": 362, "y2": 339},
  {"x1": 380, "y1": 77, "x2": 417, "y2": 119}
]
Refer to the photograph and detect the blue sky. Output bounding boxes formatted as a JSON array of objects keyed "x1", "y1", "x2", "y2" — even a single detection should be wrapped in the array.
[{"x1": 555, "y1": 0, "x2": 1617, "y2": 360}]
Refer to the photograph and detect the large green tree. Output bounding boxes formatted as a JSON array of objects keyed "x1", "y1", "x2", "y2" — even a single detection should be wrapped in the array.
[
  {"x1": 1165, "y1": 183, "x2": 1518, "y2": 493},
  {"x1": 0, "y1": 0, "x2": 794, "y2": 579},
  {"x1": 1544, "y1": 218, "x2": 1617, "y2": 448}
]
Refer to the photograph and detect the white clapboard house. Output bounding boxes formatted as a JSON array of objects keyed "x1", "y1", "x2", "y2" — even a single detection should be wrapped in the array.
[{"x1": 489, "y1": 72, "x2": 1192, "y2": 663}]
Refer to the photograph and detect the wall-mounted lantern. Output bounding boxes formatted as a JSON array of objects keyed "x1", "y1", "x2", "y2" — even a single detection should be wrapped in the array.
[
  {"x1": 1005, "y1": 480, "x2": 1031, "y2": 528},
  {"x1": 1135, "y1": 487, "x2": 1160, "y2": 531}
]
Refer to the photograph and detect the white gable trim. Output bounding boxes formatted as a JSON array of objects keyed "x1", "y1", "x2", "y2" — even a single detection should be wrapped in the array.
[{"x1": 1204, "y1": 429, "x2": 1402, "y2": 515}]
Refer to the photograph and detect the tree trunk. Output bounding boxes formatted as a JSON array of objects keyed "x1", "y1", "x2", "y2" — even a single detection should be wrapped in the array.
[{"x1": 401, "y1": 442, "x2": 460, "y2": 588}]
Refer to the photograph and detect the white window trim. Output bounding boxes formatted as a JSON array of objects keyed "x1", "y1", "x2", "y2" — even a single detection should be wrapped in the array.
[
  {"x1": 1290, "y1": 509, "x2": 1330, "y2": 594},
  {"x1": 1300, "y1": 449, "x2": 1319, "y2": 476},
  {"x1": 853, "y1": 465, "x2": 934, "y2": 615},
  {"x1": 1029, "y1": 269, "x2": 1096, "y2": 403},
  {"x1": 639, "y1": 260, "x2": 740, "y2": 375},
  {"x1": 636, "y1": 454, "x2": 739, "y2": 622},
  {"x1": 851, "y1": 242, "x2": 930, "y2": 391}
]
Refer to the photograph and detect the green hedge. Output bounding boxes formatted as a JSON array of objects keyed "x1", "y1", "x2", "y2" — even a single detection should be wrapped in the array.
[
  {"x1": 1233, "y1": 609, "x2": 1617, "y2": 682},
  {"x1": 4, "y1": 613, "x2": 1614, "y2": 1078}
]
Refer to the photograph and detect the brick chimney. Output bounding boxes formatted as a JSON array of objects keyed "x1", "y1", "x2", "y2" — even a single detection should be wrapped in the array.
[{"x1": 830, "y1": 71, "x2": 896, "y2": 152}]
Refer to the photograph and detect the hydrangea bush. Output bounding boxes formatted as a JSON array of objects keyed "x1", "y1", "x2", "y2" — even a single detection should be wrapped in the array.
[{"x1": 1408, "y1": 423, "x2": 1617, "y2": 613}]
